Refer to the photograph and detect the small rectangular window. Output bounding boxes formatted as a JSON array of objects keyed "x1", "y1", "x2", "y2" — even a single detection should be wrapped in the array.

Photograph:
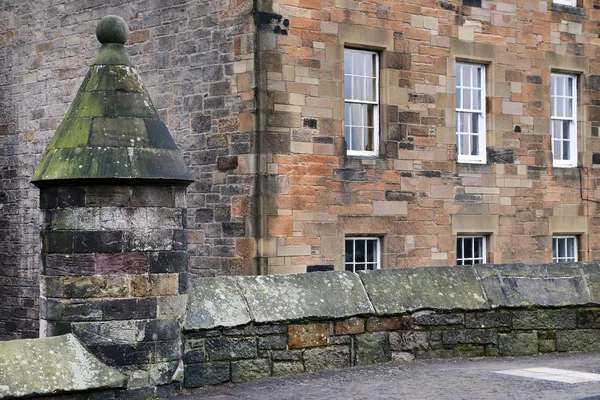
[
  {"x1": 552, "y1": 236, "x2": 578, "y2": 263},
  {"x1": 553, "y1": 0, "x2": 576, "y2": 6},
  {"x1": 551, "y1": 73, "x2": 577, "y2": 167},
  {"x1": 456, "y1": 236, "x2": 487, "y2": 265},
  {"x1": 345, "y1": 237, "x2": 381, "y2": 272},
  {"x1": 344, "y1": 49, "x2": 379, "y2": 156},
  {"x1": 456, "y1": 63, "x2": 486, "y2": 164}
]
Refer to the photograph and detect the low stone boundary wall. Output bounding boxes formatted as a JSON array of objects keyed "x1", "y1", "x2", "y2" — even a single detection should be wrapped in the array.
[{"x1": 183, "y1": 262, "x2": 600, "y2": 388}]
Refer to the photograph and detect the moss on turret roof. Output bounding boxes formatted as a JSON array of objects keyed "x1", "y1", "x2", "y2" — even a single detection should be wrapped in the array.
[{"x1": 32, "y1": 15, "x2": 193, "y2": 187}]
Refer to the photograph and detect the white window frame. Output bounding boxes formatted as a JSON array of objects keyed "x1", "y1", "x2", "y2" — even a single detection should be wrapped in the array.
[
  {"x1": 551, "y1": 73, "x2": 577, "y2": 168},
  {"x1": 344, "y1": 49, "x2": 379, "y2": 157},
  {"x1": 553, "y1": 0, "x2": 576, "y2": 6},
  {"x1": 456, "y1": 63, "x2": 486, "y2": 164},
  {"x1": 552, "y1": 236, "x2": 578, "y2": 263},
  {"x1": 345, "y1": 237, "x2": 381, "y2": 272},
  {"x1": 456, "y1": 236, "x2": 487, "y2": 265}
]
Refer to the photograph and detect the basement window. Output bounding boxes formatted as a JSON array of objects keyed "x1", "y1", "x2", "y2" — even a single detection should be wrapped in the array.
[
  {"x1": 456, "y1": 236, "x2": 487, "y2": 265},
  {"x1": 345, "y1": 237, "x2": 381, "y2": 272},
  {"x1": 552, "y1": 236, "x2": 578, "y2": 263}
]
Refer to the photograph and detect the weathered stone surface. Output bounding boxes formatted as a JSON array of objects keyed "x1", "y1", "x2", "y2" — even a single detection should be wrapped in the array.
[
  {"x1": 498, "y1": 333, "x2": 538, "y2": 356},
  {"x1": 465, "y1": 312, "x2": 510, "y2": 329},
  {"x1": 238, "y1": 271, "x2": 373, "y2": 323},
  {"x1": 0, "y1": 334, "x2": 127, "y2": 398},
  {"x1": 556, "y1": 330, "x2": 600, "y2": 352},
  {"x1": 205, "y1": 337, "x2": 257, "y2": 361},
  {"x1": 389, "y1": 331, "x2": 429, "y2": 351},
  {"x1": 578, "y1": 308, "x2": 600, "y2": 328},
  {"x1": 335, "y1": 318, "x2": 365, "y2": 335},
  {"x1": 442, "y1": 330, "x2": 497, "y2": 345},
  {"x1": 366, "y1": 316, "x2": 412, "y2": 331},
  {"x1": 185, "y1": 276, "x2": 251, "y2": 330},
  {"x1": 359, "y1": 266, "x2": 488, "y2": 315},
  {"x1": 184, "y1": 362, "x2": 230, "y2": 388},
  {"x1": 512, "y1": 310, "x2": 577, "y2": 330},
  {"x1": 413, "y1": 311, "x2": 463, "y2": 326},
  {"x1": 288, "y1": 323, "x2": 329, "y2": 349},
  {"x1": 272, "y1": 362, "x2": 304, "y2": 376},
  {"x1": 304, "y1": 346, "x2": 351, "y2": 372},
  {"x1": 476, "y1": 264, "x2": 590, "y2": 307},
  {"x1": 354, "y1": 332, "x2": 391, "y2": 366},
  {"x1": 231, "y1": 359, "x2": 271, "y2": 383},
  {"x1": 258, "y1": 335, "x2": 287, "y2": 350}
]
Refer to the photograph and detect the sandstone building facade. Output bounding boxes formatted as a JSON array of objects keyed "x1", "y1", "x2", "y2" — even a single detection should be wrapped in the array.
[{"x1": 3, "y1": 0, "x2": 600, "y2": 339}]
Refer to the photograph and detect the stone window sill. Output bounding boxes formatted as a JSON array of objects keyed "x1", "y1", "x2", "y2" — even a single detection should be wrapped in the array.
[{"x1": 549, "y1": 4, "x2": 585, "y2": 16}]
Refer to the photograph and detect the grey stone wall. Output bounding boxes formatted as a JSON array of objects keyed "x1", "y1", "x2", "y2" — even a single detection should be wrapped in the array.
[
  {"x1": 0, "y1": 0, "x2": 255, "y2": 340},
  {"x1": 182, "y1": 262, "x2": 600, "y2": 388}
]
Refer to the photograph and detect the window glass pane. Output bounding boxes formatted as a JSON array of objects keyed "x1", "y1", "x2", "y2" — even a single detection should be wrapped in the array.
[
  {"x1": 567, "y1": 77, "x2": 574, "y2": 97},
  {"x1": 365, "y1": 78, "x2": 376, "y2": 102},
  {"x1": 351, "y1": 103, "x2": 363, "y2": 126},
  {"x1": 344, "y1": 79, "x2": 352, "y2": 99},
  {"x1": 551, "y1": 75, "x2": 557, "y2": 95},
  {"x1": 552, "y1": 120, "x2": 562, "y2": 139},
  {"x1": 355, "y1": 240, "x2": 365, "y2": 262},
  {"x1": 471, "y1": 134, "x2": 479, "y2": 156},
  {"x1": 558, "y1": 238, "x2": 566, "y2": 259},
  {"x1": 463, "y1": 88, "x2": 472, "y2": 109},
  {"x1": 353, "y1": 52, "x2": 366, "y2": 76},
  {"x1": 555, "y1": 98, "x2": 564, "y2": 118},
  {"x1": 457, "y1": 134, "x2": 469, "y2": 156},
  {"x1": 345, "y1": 240, "x2": 353, "y2": 263},
  {"x1": 462, "y1": 66, "x2": 472, "y2": 87},
  {"x1": 365, "y1": 53, "x2": 376, "y2": 78},
  {"x1": 457, "y1": 238, "x2": 463, "y2": 260},
  {"x1": 562, "y1": 140, "x2": 570, "y2": 161},
  {"x1": 456, "y1": 88, "x2": 462, "y2": 109},
  {"x1": 567, "y1": 238, "x2": 575, "y2": 259},
  {"x1": 456, "y1": 65, "x2": 462, "y2": 87},
  {"x1": 367, "y1": 240, "x2": 375, "y2": 262},
  {"x1": 475, "y1": 66, "x2": 482, "y2": 88},
  {"x1": 552, "y1": 239, "x2": 557, "y2": 260},
  {"x1": 557, "y1": 77, "x2": 565, "y2": 96},
  {"x1": 464, "y1": 238, "x2": 472, "y2": 260},
  {"x1": 366, "y1": 128, "x2": 375, "y2": 152},
  {"x1": 473, "y1": 237, "x2": 481, "y2": 259},
  {"x1": 353, "y1": 77, "x2": 365, "y2": 100},
  {"x1": 344, "y1": 50, "x2": 352, "y2": 74},
  {"x1": 355, "y1": 263, "x2": 366, "y2": 271},
  {"x1": 566, "y1": 96, "x2": 573, "y2": 117},
  {"x1": 473, "y1": 89, "x2": 482, "y2": 110}
]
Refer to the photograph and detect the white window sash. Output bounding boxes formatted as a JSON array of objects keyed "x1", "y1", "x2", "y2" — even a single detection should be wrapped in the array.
[
  {"x1": 456, "y1": 63, "x2": 486, "y2": 164},
  {"x1": 551, "y1": 73, "x2": 577, "y2": 168},
  {"x1": 552, "y1": 236, "x2": 578, "y2": 263},
  {"x1": 344, "y1": 49, "x2": 379, "y2": 157},
  {"x1": 345, "y1": 237, "x2": 381, "y2": 272},
  {"x1": 553, "y1": 0, "x2": 576, "y2": 6},
  {"x1": 456, "y1": 236, "x2": 487, "y2": 265}
]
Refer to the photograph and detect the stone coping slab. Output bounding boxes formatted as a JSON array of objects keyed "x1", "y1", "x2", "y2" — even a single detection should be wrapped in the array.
[
  {"x1": 185, "y1": 262, "x2": 600, "y2": 330},
  {"x1": 185, "y1": 276, "x2": 252, "y2": 330},
  {"x1": 0, "y1": 334, "x2": 127, "y2": 399}
]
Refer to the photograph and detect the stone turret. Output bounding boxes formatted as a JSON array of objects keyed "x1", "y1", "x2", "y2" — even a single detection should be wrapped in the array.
[{"x1": 32, "y1": 16, "x2": 193, "y2": 387}]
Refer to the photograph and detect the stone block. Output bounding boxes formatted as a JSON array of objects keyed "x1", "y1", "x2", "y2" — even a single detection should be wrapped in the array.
[
  {"x1": 354, "y1": 332, "x2": 391, "y2": 366},
  {"x1": 185, "y1": 276, "x2": 251, "y2": 330},
  {"x1": 498, "y1": 333, "x2": 538, "y2": 356},
  {"x1": 512, "y1": 310, "x2": 577, "y2": 330},
  {"x1": 413, "y1": 311, "x2": 463, "y2": 326},
  {"x1": 288, "y1": 323, "x2": 329, "y2": 349},
  {"x1": 238, "y1": 271, "x2": 373, "y2": 323},
  {"x1": 205, "y1": 337, "x2": 257, "y2": 361},
  {"x1": 148, "y1": 251, "x2": 187, "y2": 273},
  {"x1": 101, "y1": 298, "x2": 157, "y2": 320},
  {"x1": 366, "y1": 316, "x2": 412, "y2": 331},
  {"x1": 96, "y1": 253, "x2": 148, "y2": 275},
  {"x1": 184, "y1": 362, "x2": 230, "y2": 388},
  {"x1": 578, "y1": 308, "x2": 600, "y2": 328},
  {"x1": 304, "y1": 346, "x2": 351, "y2": 372},
  {"x1": 389, "y1": 331, "x2": 429, "y2": 351},
  {"x1": 464, "y1": 312, "x2": 510, "y2": 329},
  {"x1": 272, "y1": 350, "x2": 303, "y2": 361},
  {"x1": 372, "y1": 201, "x2": 408, "y2": 216},
  {"x1": 258, "y1": 335, "x2": 288, "y2": 350},
  {"x1": 359, "y1": 266, "x2": 488, "y2": 315},
  {"x1": 231, "y1": 359, "x2": 271, "y2": 383},
  {"x1": 0, "y1": 334, "x2": 127, "y2": 398},
  {"x1": 73, "y1": 231, "x2": 123, "y2": 253},
  {"x1": 556, "y1": 330, "x2": 600, "y2": 352},
  {"x1": 43, "y1": 254, "x2": 96, "y2": 276},
  {"x1": 273, "y1": 362, "x2": 304, "y2": 376},
  {"x1": 334, "y1": 318, "x2": 365, "y2": 335},
  {"x1": 442, "y1": 330, "x2": 497, "y2": 345}
]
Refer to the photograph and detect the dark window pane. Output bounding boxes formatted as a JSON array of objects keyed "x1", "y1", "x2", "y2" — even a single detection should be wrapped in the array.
[
  {"x1": 345, "y1": 240, "x2": 353, "y2": 262},
  {"x1": 355, "y1": 240, "x2": 365, "y2": 262},
  {"x1": 367, "y1": 240, "x2": 374, "y2": 262},
  {"x1": 457, "y1": 238, "x2": 463, "y2": 260},
  {"x1": 464, "y1": 237, "x2": 473, "y2": 259},
  {"x1": 345, "y1": 263, "x2": 354, "y2": 272}
]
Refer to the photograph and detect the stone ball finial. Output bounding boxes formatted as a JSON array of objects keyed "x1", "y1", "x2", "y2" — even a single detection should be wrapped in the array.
[{"x1": 96, "y1": 15, "x2": 130, "y2": 45}]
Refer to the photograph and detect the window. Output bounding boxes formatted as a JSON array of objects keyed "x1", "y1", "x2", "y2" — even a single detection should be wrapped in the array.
[
  {"x1": 344, "y1": 49, "x2": 379, "y2": 156},
  {"x1": 456, "y1": 236, "x2": 487, "y2": 265},
  {"x1": 553, "y1": 0, "x2": 576, "y2": 6},
  {"x1": 345, "y1": 237, "x2": 380, "y2": 272},
  {"x1": 551, "y1": 73, "x2": 577, "y2": 167},
  {"x1": 456, "y1": 63, "x2": 486, "y2": 164},
  {"x1": 552, "y1": 236, "x2": 578, "y2": 263}
]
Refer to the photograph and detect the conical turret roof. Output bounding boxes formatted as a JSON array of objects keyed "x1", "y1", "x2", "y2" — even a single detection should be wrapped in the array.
[{"x1": 32, "y1": 15, "x2": 193, "y2": 187}]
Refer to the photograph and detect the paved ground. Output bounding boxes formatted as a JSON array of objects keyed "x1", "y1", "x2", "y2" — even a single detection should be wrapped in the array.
[{"x1": 175, "y1": 353, "x2": 600, "y2": 399}]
